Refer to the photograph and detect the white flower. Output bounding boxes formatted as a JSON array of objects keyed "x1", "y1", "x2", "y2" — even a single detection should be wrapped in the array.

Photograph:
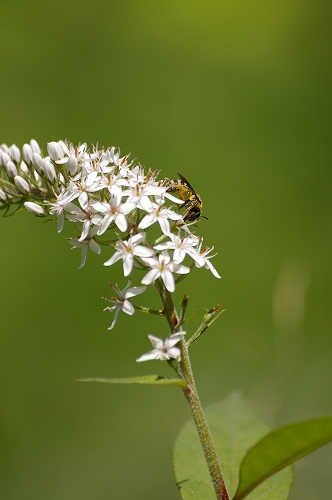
[
  {"x1": 122, "y1": 181, "x2": 166, "y2": 212},
  {"x1": 154, "y1": 233, "x2": 204, "y2": 265},
  {"x1": 136, "y1": 331, "x2": 185, "y2": 362},
  {"x1": 104, "y1": 233, "x2": 155, "y2": 276},
  {"x1": 138, "y1": 203, "x2": 183, "y2": 236},
  {"x1": 66, "y1": 205, "x2": 103, "y2": 241},
  {"x1": 96, "y1": 172, "x2": 129, "y2": 196},
  {"x1": 103, "y1": 281, "x2": 147, "y2": 330},
  {"x1": 65, "y1": 172, "x2": 101, "y2": 210},
  {"x1": 69, "y1": 226, "x2": 101, "y2": 269},
  {"x1": 93, "y1": 195, "x2": 136, "y2": 234},
  {"x1": 47, "y1": 191, "x2": 79, "y2": 232},
  {"x1": 141, "y1": 251, "x2": 190, "y2": 292},
  {"x1": 195, "y1": 243, "x2": 221, "y2": 279}
]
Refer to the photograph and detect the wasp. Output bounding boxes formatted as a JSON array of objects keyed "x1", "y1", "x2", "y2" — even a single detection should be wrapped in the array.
[{"x1": 167, "y1": 172, "x2": 204, "y2": 221}]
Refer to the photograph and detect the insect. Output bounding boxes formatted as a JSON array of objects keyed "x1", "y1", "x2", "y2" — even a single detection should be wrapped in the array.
[{"x1": 167, "y1": 172, "x2": 204, "y2": 221}]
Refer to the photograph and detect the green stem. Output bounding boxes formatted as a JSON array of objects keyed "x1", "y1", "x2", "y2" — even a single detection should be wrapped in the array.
[{"x1": 154, "y1": 280, "x2": 229, "y2": 500}]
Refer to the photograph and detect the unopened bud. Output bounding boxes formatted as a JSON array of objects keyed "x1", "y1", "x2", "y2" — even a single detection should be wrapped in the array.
[
  {"x1": 14, "y1": 175, "x2": 30, "y2": 195},
  {"x1": 0, "y1": 189, "x2": 7, "y2": 201},
  {"x1": 0, "y1": 151, "x2": 10, "y2": 167},
  {"x1": 30, "y1": 139, "x2": 41, "y2": 155},
  {"x1": 24, "y1": 201, "x2": 45, "y2": 216},
  {"x1": 47, "y1": 141, "x2": 64, "y2": 161},
  {"x1": 22, "y1": 144, "x2": 33, "y2": 164},
  {"x1": 32, "y1": 153, "x2": 44, "y2": 175},
  {"x1": 6, "y1": 160, "x2": 18, "y2": 179},
  {"x1": 9, "y1": 144, "x2": 21, "y2": 163},
  {"x1": 67, "y1": 156, "x2": 78, "y2": 175},
  {"x1": 44, "y1": 159, "x2": 56, "y2": 183},
  {"x1": 20, "y1": 160, "x2": 29, "y2": 174}
]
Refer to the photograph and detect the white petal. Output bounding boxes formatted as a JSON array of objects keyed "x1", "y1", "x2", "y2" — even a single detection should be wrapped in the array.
[
  {"x1": 57, "y1": 211, "x2": 64, "y2": 233},
  {"x1": 122, "y1": 299, "x2": 135, "y2": 316},
  {"x1": 206, "y1": 261, "x2": 221, "y2": 279},
  {"x1": 123, "y1": 254, "x2": 134, "y2": 277},
  {"x1": 104, "y1": 251, "x2": 122, "y2": 267},
  {"x1": 133, "y1": 245, "x2": 155, "y2": 258},
  {"x1": 154, "y1": 241, "x2": 173, "y2": 251},
  {"x1": 78, "y1": 191, "x2": 89, "y2": 210},
  {"x1": 167, "y1": 346, "x2": 181, "y2": 360},
  {"x1": 130, "y1": 232, "x2": 146, "y2": 245},
  {"x1": 158, "y1": 217, "x2": 170, "y2": 236},
  {"x1": 89, "y1": 239, "x2": 101, "y2": 254},
  {"x1": 171, "y1": 263, "x2": 190, "y2": 275},
  {"x1": 78, "y1": 246, "x2": 88, "y2": 269},
  {"x1": 108, "y1": 309, "x2": 120, "y2": 330},
  {"x1": 141, "y1": 268, "x2": 160, "y2": 286},
  {"x1": 161, "y1": 270, "x2": 175, "y2": 292},
  {"x1": 147, "y1": 334, "x2": 164, "y2": 348},
  {"x1": 139, "y1": 195, "x2": 153, "y2": 212},
  {"x1": 115, "y1": 213, "x2": 128, "y2": 232},
  {"x1": 97, "y1": 215, "x2": 114, "y2": 235},
  {"x1": 164, "y1": 192, "x2": 185, "y2": 204},
  {"x1": 78, "y1": 220, "x2": 91, "y2": 241},
  {"x1": 166, "y1": 332, "x2": 185, "y2": 347},
  {"x1": 136, "y1": 351, "x2": 159, "y2": 362},
  {"x1": 138, "y1": 213, "x2": 155, "y2": 229},
  {"x1": 120, "y1": 201, "x2": 136, "y2": 214},
  {"x1": 186, "y1": 247, "x2": 205, "y2": 266},
  {"x1": 173, "y1": 248, "x2": 185, "y2": 263},
  {"x1": 124, "y1": 286, "x2": 146, "y2": 299}
]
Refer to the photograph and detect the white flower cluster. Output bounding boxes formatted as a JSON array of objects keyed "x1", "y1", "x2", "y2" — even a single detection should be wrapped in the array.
[{"x1": 0, "y1": 139, "x2": 221, "y2": 355}]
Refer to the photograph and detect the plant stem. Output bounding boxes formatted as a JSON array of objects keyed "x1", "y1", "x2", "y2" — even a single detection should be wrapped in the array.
[{"x1": 155, "y1": 280, "x2": 229, "y2": 500}]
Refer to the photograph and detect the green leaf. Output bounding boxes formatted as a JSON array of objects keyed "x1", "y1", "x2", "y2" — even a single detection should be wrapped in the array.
[
  {"x1": 173, "y1": 393, "x2": 293, "y2": 500},
  {"x1": 234, "y1": 416, "x2": 332, "y2": 500},
  {"x1": 76, "y1": 374, "x2": 187, "y2": 389}
]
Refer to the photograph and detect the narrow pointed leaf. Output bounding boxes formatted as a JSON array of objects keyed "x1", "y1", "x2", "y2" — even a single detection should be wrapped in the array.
[
  {"x1": 76, "y1": 375, "x2": 187, "y2": 389},
  {"x1": 173, "y1": 393, "x2": 293, "y2": 500},
  {"x1": 234, "y1": 416, "x2": 332, "y2": 500}
]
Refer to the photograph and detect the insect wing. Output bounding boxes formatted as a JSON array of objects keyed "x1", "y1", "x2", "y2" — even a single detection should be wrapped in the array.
[{"x1": 177, "y1": 172, "x2": 200, "y2": 201}]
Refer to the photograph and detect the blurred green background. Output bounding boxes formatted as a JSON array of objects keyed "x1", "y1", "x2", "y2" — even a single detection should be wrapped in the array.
[{"x1": 1, "y1": 1, "x2": 331, "y2": 498}]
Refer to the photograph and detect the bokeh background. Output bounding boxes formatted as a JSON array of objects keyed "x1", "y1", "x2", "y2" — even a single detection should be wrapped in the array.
[{"x1": 1, "y1": 1, "x2": 331, "y2": 499}]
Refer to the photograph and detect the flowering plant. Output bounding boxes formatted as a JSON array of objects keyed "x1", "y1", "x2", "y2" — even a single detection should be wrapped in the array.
[{"x1": 1, "y1": 139, "x2": 331, "y2": 500}]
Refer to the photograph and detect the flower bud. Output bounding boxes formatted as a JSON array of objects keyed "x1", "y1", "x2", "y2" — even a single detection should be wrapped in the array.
[
  {"x1": 32, "y1": 153, "x2": 44, "y2": 175},
  {"x1": 43, "y1": 159, "x2": 56, "y2": 183},
  {"x1": 47, "y1": 141, "x2": 64, "y2": 161},
  {"x1": 22, "y1": 144, "x2": 33, "y2": 164},
  {"x1": 5, "y1": 160, "x2": 18, "y2": 179},
  {"x1": 67, "y1": 156, "x2": 78, "y2": 175},
  {"x1": 14, "y1": 175, "x2": 30, "y2": 194},
  {"x1": 9, "y1": 144, "x2": 21, "y2": 163},
  {"x1": 24, "y1": 201, "x2": 45, "y2": 216},
  {"x1": 0, "y1": 188, "x2": 7, "y2": 201},
  {"x1": 30, "y1": 139, "x2": 41, "y2": 155},
  {"x1": 20, "y1": 160, "x2": 29, "y2": 174},
  {"x1": 0, "y1": 143, "x2": 9, "y2": 154},
  {"x1": 0, "y1": 151, "x2": 11, "y2": 167}
]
